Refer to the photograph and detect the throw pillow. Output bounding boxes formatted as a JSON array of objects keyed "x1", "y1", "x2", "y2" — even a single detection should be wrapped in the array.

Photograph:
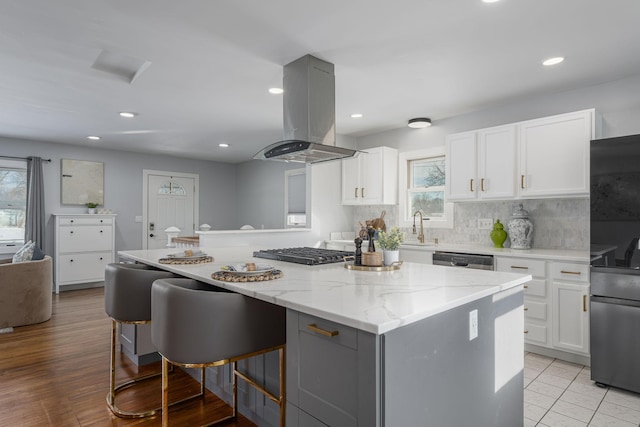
[
  {"x1": 12, "y1": 241, "x2": 35, "y2": 263},
  {"x1": 31, "y1": 243, "x2": 45, "y2": 261}
]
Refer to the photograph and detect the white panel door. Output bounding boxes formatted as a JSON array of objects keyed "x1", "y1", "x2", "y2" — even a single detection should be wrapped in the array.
[{"x1": 147, "y1": 174, "x2": 196, "y2": 249}]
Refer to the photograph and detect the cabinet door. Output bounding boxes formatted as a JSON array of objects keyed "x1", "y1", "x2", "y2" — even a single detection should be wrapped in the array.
[
  {"x1": 518, "y1": 110, "x2": 592, "y2": 197},
  {"x1": 446, "y1": 132, "x2": 477, "y2": 200},
  {"x1": 361, "y1": 148, "x2": 383, "y2": 203},
  {"x1": 57, "y1": 252, "x2": 112, "y2": 283},
  {"x1": 552, "y1": 281, "x2": 590, "y2": 354},
  {"x1": 341, "y1": 155, "x2": 362, "y2": 205},
  {"x1": 478, "y1": 125, "x2": 516, "y2": 199}
]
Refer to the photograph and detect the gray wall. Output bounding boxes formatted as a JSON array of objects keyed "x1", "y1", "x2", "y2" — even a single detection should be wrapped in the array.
[{"x1": 0, "y1": 137, "x2": 237, "y2": 256}]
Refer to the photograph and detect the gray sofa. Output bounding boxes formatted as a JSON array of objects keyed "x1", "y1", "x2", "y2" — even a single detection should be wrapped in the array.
[{"x1": 0, "y1": 255, "x2": 53, "y2": 328}]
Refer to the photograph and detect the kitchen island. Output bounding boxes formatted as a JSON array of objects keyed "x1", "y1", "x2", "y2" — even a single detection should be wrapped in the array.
[{"x1": 119, "y1": 247, "x2": 531, "y2": 427}]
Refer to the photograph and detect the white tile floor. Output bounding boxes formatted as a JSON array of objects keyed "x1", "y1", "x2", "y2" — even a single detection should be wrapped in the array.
[{"x1": 524, "y1": 352, "x2": 640, "y2": 426}]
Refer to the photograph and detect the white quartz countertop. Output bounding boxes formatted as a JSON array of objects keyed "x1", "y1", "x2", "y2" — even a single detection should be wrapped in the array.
[
  {"x1": 118, "y1": 247, "x2": 531, "y2": 335},
  {"x1": 325, "y1": 239, "x2": 590, "y2": 262}
]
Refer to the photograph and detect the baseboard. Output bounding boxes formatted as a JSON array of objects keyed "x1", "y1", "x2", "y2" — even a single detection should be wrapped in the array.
[{"x1": 525, "y1": 343, "x2": 591, "y2": 366}]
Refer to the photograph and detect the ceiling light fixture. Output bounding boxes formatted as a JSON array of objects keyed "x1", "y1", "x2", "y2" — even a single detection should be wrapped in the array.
[
  {"x1": 218, "y1": 143, "x2": 229, "y2": 148},
  {"x1": 350, "y1": 113, "x2": 363, "y2": 118},
  {"x1": 543, "y1": 56, "x2": 565, "y2": 66},
  {"x1": 268, "y1": 87, "x2": 284, "y2": 94},
  {"x1": 482, "y1": 0, "x2": 500, "y2": 3},
  {"x1": 408, "y1": 118, "x2": 432, "y2": 128},
  {"x1": 86, "y1": 135, "x2": 101, "y2": 140},
  {"x1": 119, "y1": 111, "x2": 137, "y2": 118}
]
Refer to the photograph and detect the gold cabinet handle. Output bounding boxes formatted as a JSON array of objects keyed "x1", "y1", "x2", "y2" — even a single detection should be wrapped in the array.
[
  {"x1": 361, "y1": 187, "x2": 365, "y2": 198},
  {"x1": 524, "y1": 330, "x2": 529, "y2": 334},
  {"x1": 560, "y1": 270, "x2": 581, "y2": 275},
  {"x1": 481, "y1": 178, "x2": 485, "y2": 192},
  {"x1": 470, "y1": 179, "x2": 474, "y2": 192},
  {"x1": 307, "y1": 324, "x2": 339, "y2": 337},
  {"x1": 521, "y1": 174, "x2": 526, "y2": 189},
  {"x1": 583, "y1": 295, "x2": 587, "y2": 312},
  {"x1": 523, "y1": 307, "x2": 529, "y2": 311},
  {"x1": 511, "y1": 266, "x2": 529, "y2": 270},
  {"x1": 523, "y1": 285, "x2": 529, "y2": 289},
  {"x1": 354, "y1": 187, "x2": 358, "y2": 198}
]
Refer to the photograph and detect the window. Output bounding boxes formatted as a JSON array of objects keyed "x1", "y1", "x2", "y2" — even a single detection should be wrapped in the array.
[
  {"x1": 0, "y1": 159, "x2": 28, "y2": 245},
  {"x1": 399, "y1": 148, "x2": 453, "y2": 228}
]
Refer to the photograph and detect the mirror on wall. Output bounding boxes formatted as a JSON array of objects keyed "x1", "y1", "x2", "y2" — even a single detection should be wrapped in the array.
[{"x1": 61, "y1": 159, "x2": 104, "y2": 205}]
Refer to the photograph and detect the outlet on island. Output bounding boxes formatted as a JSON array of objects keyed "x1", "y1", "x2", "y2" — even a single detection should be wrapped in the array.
[{"x1": 477, "y1": 218, "x2": 493, "y2": 230}]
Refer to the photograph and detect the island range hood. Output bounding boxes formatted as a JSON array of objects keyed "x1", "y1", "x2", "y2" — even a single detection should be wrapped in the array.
[{"x1": 254, "y1": 55, "x2": 356, "y2": 163}]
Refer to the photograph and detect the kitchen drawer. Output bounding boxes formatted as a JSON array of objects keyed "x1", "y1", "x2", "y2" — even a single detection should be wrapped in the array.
[
  {"x1": 57, "y1": 252, "x2": 112, "y2": 283},
  {"x1": 524, "y1": 322, "x2": 547, "y2": 345},
  {"x1": 298, "y1": 313, "x2": 357, "y2": 350},
  {"x1": 496, "y1": 257, "x2": 545, "y2": 277},
  {"x1": 523, "y1": 278, "x2": 547, "y2": 298},
  {"x1": 58, "y1": 217, "x2": 113, "y2": 226},
  {"x1": 58, "y1": 226, "x2": 113, "y2": 253},
  {"x1": 550, "y1": 262, "x2": 589, "y2": 282},
  {"x1": 524, "y1": 299, "x2": 547, "y2": 321}
]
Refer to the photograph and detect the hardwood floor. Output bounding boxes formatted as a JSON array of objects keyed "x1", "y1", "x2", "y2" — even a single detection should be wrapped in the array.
[{"x1": 0, "y1": 287, "x2": 256, "y2": 427}]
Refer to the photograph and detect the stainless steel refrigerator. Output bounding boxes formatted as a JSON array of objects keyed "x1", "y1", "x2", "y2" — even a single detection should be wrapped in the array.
[{"x1": 590, "y1": 134, "x2": 640, "y2": 394}]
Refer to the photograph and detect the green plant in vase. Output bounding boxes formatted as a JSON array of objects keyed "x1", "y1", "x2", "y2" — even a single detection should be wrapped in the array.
[{"x1": 377, "y1": 227, "x2": 405, "y2": 266}]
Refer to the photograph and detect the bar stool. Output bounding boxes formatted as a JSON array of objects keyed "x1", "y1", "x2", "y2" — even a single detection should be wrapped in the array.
[
  {"x1": 104, "y1": 262, "x2": 176, "y2": 418},
  {"x1": 151, "y1": 278, "x2": 286, "y2": 427}
]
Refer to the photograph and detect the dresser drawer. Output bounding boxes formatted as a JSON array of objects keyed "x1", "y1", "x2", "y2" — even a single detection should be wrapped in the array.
[
  {"x1": 550, "y1": 262, "x2": 589, "y2": 282},
  {"x1": 58, "y1": 226, "x2": 113, "y2": 253},
  {"x1": 524, "y1": 299, "x2": 547, "y2": 321},
  {"x1": 496, "y1": 257, "x2": 545, "y2": 277},
  {"x1": 57, "y1": 252, "x2": 112, "y2": 283},
  {"x1": 58, "y1": 216, "x2": 113, "y2": 226},
  {"x1": 524, "y1": 322, "x2": 547, "y2": 345},
  {"x1": 523, "y1": 278, "x2": 547, "y2": 298}
]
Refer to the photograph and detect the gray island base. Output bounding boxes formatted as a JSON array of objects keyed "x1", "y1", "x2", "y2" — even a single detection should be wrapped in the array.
[{"x1": 118, "y1": 247, "x2": 530, "y2": 427}]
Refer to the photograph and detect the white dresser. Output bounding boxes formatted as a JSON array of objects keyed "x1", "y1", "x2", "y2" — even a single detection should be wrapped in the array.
[{"x1": 53, "y1": 214, "x2": 116, "y2": 293}]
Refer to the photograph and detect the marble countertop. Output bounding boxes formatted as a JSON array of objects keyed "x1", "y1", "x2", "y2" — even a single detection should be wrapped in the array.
[
  {"x1": 327, "y1": 240, "x2": 590, "y2": 262},
  {"x1": 118, "y1": 246, "x2": 531, "y2": 335}
]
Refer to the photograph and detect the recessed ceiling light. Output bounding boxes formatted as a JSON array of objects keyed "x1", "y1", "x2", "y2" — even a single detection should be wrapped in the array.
[
  {"x1": 350, "y1": 113, "x2": 363, "y2": 118},
  {"x1": 543, "y1": 56, "x2": 565, "y2": 66},
  {"x1": 408, "y1": 118, "x2": 432, "y2": 128},
  {"x1": 86, "y1": 135, "x2": 101, "y2": 140},
  {"x1": 268, "y1": 88, "x2": 284, "y2": 94},
  {"x1": 119, "y1": 111, "x2": 138, "y2": 118},
  {"x1": 218, "y1": 143, "x2": 229, "y2": 148},
  {"x1": 482, "y1": 0, "x2": 500, "y2": 3}
]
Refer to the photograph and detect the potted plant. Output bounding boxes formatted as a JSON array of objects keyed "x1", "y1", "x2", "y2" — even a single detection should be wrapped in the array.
[
  {"x1": 376, "y1": 226, "x2": 405, "y2": 266},
  {"x1": 85, "y1": 202, "x2": 99, "y2": 214}
]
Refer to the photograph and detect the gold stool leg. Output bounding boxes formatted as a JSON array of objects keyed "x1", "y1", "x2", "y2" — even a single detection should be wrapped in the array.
[{"x1": 162, "y1": 357, "x2": 169, "y2": 427}]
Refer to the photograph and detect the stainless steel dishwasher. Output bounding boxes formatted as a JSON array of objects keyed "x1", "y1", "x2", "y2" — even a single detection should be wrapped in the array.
[{"x1": 432, "y1": 251, "x2": 494, "y2": 270}]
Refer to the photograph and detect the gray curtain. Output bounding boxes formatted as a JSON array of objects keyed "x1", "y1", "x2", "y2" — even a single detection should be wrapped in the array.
[{"x1": 26, "y1": 156, "x2": 45, "y2": 248}]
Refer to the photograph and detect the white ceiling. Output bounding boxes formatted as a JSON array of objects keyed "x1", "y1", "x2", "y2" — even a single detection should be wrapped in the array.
[{"x1": 2, "y1": 0, "x2": 639, "y2": 163}]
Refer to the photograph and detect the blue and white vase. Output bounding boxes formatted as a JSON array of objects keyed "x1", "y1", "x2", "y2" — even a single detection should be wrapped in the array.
[{"x1": 508, "y1": 204, "x2": 533, "y2": 249}]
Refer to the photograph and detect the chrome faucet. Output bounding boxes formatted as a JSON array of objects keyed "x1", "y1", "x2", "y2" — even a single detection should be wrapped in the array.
[{"x1": 413, "y1": 211, "x2": 425, "y2": 244}]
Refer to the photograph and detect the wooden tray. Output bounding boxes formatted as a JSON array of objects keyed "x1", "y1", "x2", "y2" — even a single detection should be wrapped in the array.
[
  {"x1": 211, "y1": 269, "x2": 283, "y2": 282},
  {"x1": 343, "y1": 261, "x2": 402, "y2": 271}
]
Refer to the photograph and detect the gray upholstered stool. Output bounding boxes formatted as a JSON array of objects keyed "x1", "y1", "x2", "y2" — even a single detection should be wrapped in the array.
[
  {"x1": 104, "y1": 262, "x2": 176, "y2": 418},
  {"x1": 151, "y1": 278, "x2": 286, "y2": 427}
]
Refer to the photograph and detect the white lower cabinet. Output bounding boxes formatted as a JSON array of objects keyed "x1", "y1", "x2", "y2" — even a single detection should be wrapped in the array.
[
  {"x1": 54, "y1": 214, "x2": 116, "y2": 293},
  {"x1": 551, "y1": 262, "x2": 590, "y2": 354},
  {"x1": 496, "y1": 256, "x2": 590, "y2": 357}
]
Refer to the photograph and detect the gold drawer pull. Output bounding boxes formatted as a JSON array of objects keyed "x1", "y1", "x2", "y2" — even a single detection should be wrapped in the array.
[
  {"x1": 523, "y1": 285, "x2": 529, "y2": 289},
  {"x1": 521, "y1": 174, "x2": 526, "y2": 189},
  {"x1": 523, "y1": 307, "x2": 529, "y2": 311},
  {"x1": 470, "y1": 179, "x2": 474, "y2": 192},
  {"x1": 524, "y1": 330, "x2": 529, "y2": 334},
  {"x1": 307, "y1": 324, "x2": 339, "y2": 337},
  {"x1": 583, "y1": 295, "x2": 587, "y2": 312},
  {"x1": 511, "y1": 265, "x2": 529, "y2": 270},
  {"x1": 560, "y1": 270, "x2": 581, "y2": 275}
]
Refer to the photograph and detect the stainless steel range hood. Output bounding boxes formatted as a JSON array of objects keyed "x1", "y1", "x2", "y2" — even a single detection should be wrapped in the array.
[{"x1": 254, "y1": 55, "x2": 356, "y2": 163}]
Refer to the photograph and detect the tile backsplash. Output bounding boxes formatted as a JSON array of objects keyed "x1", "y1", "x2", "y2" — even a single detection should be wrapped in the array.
[{"x1": 353, "y1": 198, "x2": 589, "y2": 250}]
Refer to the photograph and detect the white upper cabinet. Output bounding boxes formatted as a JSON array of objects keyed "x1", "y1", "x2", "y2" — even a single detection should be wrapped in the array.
[
  {"x1": 518, "y1": 110, "x2": 593, "y2": 198},
  {"x1": 341, "y1": 146, "x2": 398, "y2": 205},
  {"x1": 446, "y1": 125, "x2": 516, "y2": 201},
  {"x1": 446, "y1": 109, "x2": 594, "y2": 201}
]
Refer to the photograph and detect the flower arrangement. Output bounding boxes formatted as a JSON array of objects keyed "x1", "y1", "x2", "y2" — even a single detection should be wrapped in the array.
[
  {"x1": 376, "y1": 226, "x2": 405, "y2": 251},
  {"x1": 85, "y1": 202, "x2": 99, "y2": 208}
]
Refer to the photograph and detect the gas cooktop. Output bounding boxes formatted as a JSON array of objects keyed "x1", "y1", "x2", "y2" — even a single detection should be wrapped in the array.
[{"x1": 253, "y1": 247, "x2": 354, "y2": 266}]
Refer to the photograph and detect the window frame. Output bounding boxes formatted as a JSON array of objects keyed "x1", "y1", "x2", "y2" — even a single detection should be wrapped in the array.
[
  {"x1": 0, "y1": 158, "x2": 28, "y2": 250},
  {"x1": 398, "y1": 148, "x2": 454, "y2": 229}
]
